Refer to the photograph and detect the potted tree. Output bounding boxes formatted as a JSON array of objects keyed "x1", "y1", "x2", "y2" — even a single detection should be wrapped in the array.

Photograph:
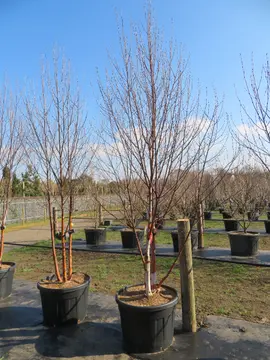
[
  {"x1": 215, "y1": 174, "x2": 240, "y2": 231},
  {"x1": 170, "y1": 177, "x2": 199, "y2": 252},
  {"x1": 84, "y1": 194, "x2": 107, "y2": 246},
  {"x1": 25, "y1": 54, "x2": 93, "y2": 326},
  {"x1": 0, "y1": 86, "x2": 22, "y2": 299},
  {"x1": 226, "y1": 167, "x2": 261, "y2": 256},
  {"x1": 97, "y1": 180, "x2": 145, "y2": 249},
  {"x1": 97, "y1": 9, "x2": 225, "y2": 353}
]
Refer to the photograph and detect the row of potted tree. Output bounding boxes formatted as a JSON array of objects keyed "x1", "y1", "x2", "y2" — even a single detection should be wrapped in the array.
[{"x1": 1, "y1": 10, "x2": 270, "y2": 354}]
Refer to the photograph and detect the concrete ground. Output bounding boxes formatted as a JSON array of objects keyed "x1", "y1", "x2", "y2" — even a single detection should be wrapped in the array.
[
  {"x1": 4, "y1": 218, "x2": 92, "y2": 252},
  {"x1": 0, "y1": 279, "x2": 269, "y2": 360}
]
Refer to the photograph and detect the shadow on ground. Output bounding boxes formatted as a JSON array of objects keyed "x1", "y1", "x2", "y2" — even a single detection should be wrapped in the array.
[{"x1": 36, "y1": 321, "x2": 123, "y2": 357}]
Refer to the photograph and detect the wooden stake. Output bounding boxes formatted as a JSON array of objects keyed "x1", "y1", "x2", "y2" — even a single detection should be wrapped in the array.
[
  {"x1": 98, "y1": 202, "x2": 103, "y2": 226},
  {"x1": 197, "y1": 202, "x2": 204, "y2": 248},
  {"x1": 177, "y1": 219, "x2": 197, "y2": 333},
  {"x1": 52, "y1": 207, "x2": 57, "y2": 236}
]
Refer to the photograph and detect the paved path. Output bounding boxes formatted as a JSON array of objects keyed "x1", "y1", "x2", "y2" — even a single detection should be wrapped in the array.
[
  {"x1": 0, "y1": 280, "x2": 269, "y2": 360},
  {"x1": 4, "y1": 218, "x2": 93, "y2": 252}
]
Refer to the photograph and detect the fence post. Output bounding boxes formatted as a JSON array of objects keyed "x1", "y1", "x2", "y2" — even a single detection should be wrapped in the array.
[
  {"x1": 197, "y1": 202, "x2": 204, "y2": 248},
  {"x1": 53, "y1": 207, "x2": 57, "y2": 236},
  {"x1": 98, "y1": 202, "x2": 103, "y2": 226},
  {"x1": 44, "y1": 206, "x2": 47, "y2": 222},
  {"x1": 177, "y1": 219, "x2": 197, "y2": 333}
]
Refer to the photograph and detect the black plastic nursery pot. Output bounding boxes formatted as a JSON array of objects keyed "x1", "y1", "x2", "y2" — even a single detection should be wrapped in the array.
[
  {"x1": 204, "y1": 211, "x2": 212, "y2": 220},
  {"x1": 223, "y1": 219, "x2": 239, "y2": 232},
  {"x1": 267, "y1": 212, "x2": 270, "y2": 220},
  {"x1": 264, "y1": 220, "x2": 270, "y2": 234},
  {"x1": 120, "y1": 229, "x2": 144, "y2": 249},
  {"x1": 103, "y1": 220, "x2": 112, "y2": 226},
  {"x1": 0, "y1": 262, "x2": 15, "y2": 299},
  {"x1": 219, "y1": 207, "x2": 225, "y2": 214},
  {"x1": 116, "y1": 284, "x2": 178, "y2": 354},
  {"x1": 37, "y1": 274, "x2": 90, "y2": 327},
  {"x1": 247, "y1": 211, "x2": 259, "y2": 221},
  {"x1": 228, "y1": 231, "x2": 259, "y2": 256},
  {"x1": 155, "y1": 219, "x2": 165, "y2": 230},
  {"x1": 84, "y1": 228, "x2": 106, "y2": 245},
  {"x1": 171, "y1": 230, "x2": 198, "y2": 252},
  {"x1": 222, "y1": 211, "x2": 233, "y2": 219}
]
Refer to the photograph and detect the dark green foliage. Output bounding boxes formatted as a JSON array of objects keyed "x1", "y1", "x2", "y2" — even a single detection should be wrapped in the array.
[{"x1": 22, "y1": 165, "x2": 43, "y2": 196}]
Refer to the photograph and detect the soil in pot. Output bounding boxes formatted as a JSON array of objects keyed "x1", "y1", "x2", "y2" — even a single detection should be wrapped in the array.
[
  {"x1": 222, "y1": 211, "x2": 233, "y2": 219},
  {"x1": 0, "y1": 262, "x2": 16, "y2": 299},
  {"x1": 116, "y1": 284, "x2": 178, "y2": 354},
  {"x1": 204, "y1": 211, "x2": 212, "y2": 220},
  {"x1": 264, "y1": 220, "x2": 270, "y2": 234},
  {"x1": 228, "y1": 231, "x2": 259, "y2": 256},
  {"x1": 120, "y1": 229, "x2": 144, "y2": 249},
  {"x1": 171, "y1": 230, "x2": 198, "y2": 252},
  {"x1": 223, "y1": 219, "x2": 239, "y2": 232},
  {"x1": 84, "y1": 228, "x2": 106, "y2": 245},
  {"x1": 37, "y1": 273, "x2": 90, "y2": 327}
]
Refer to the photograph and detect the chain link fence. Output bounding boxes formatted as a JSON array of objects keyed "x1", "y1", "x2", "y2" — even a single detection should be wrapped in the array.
[{"x1": 0, "y1": 195, "x2": 120, "y2": 224}]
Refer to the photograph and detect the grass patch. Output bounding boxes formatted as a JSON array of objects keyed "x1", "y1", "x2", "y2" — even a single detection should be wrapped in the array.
[{"x1": 3, "y1": 246, "x2": 270, "y2": 325}]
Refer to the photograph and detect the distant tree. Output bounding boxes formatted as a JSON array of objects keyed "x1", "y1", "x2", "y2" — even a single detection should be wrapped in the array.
[
  {"x1": 21, "y1": 165, "x2": 43, "y2": 196},
  {"x1": 11, "y1": 173, "x2": 22, "y2": 197},
  {"x1": 0, "y1": 85, "x2": 22, "y2": 266}
]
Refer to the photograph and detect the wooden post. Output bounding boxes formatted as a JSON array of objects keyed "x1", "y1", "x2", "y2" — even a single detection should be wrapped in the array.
[
  {"x1": 197, "y1": 202, "x2": 204, "y2": 249},
  {"x1": 177, "y1": 219, "x2": 197, "y2": 333},
  {"x1": 22, "y1": 180, "x2": 25, "y2": 225},
  {"x1": 52, "y1": 207, "x2": 57, "y2": 236},
  {"x1": 98, "y1": 202, "x2": 103, "y2": 226},
  {"x1": 44, "y1": 206, "x2": 47, "y2": 222}
]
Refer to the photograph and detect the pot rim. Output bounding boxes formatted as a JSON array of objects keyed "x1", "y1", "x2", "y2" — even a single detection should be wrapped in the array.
[
  {"x1": 37, "y1": 273, "x2": 91, "y2": 293},
  {"x1": 0, "y1": 262, "x2": 16, "y2": 273},
  {"x1": 84, "y1": 227, "x2": 106, "y2": 231},
  {"x1": 228, "y1": 231, "x2": 260, "y2": 236},
  {"x1": 120, "y1": 228, "x2": 144, "y2": 233},
  {"x1": 115, "y1": 283, "x2": 178, "y2": 311}
]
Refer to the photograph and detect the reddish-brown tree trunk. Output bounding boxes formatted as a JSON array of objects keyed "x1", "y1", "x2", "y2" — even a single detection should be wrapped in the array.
[
  {"x1": 68, "y1": 194, "x2": 73, "y2": 280},
  {"x1": 48, "y1": 198, "x2": 62, "y2": 281},
  {"x1": 60, "y1": 194, "x2": 67, "y2": 282}
]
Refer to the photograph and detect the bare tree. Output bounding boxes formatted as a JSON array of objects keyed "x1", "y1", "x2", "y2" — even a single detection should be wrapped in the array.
[
  {"x1": 238, "y1": 55, "x2": 270, "y2": 171},
  {"x1": 0, "y1": 85, "x2": 22, "y2": 266},
  {"x1": 97, "y1": 10, "x2": 227, "y2": 297},
  {"x1": 24, "y1": 53, "x2": 94, "y2": 282},
  {"x1": 226, "y1": 166, "x2": 265, "y2": 232}
]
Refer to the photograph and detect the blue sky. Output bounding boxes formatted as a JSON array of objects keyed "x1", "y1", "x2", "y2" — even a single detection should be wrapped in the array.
[{"x1": 0, "y1": 0, "x2": 270, "y2": 125}]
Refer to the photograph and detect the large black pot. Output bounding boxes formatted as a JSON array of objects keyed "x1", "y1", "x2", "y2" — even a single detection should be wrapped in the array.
[
  {"x1": 120, "y1": 229, "x2": 144, "y2": 249},
  {"x1": 37, "y1": 274, "x2": 90, "y2": 327},
  {"x1": 0, "y1": 262, "x2": 15, "y2": 299},
  {"x1": 247, "y1": 211, "x2": 259, "y2": 221},
  {"x1": 223, "y1": 219, "x2": 239, "y2": 232},
  {"x1": 222, "y1": 211, "x2": 233, "y2": 219},
  {"x1": 104, "y1": 220, "x2": 112, "y2": 226},
  {"x1": 171, "y1": 230, "x2": 198, "y2": 252},
  {"x1": 264, "y1": 220, "x2": 270, "y2": 234},
  {"x1": 155, "y1": 219, "x2": 165, "y2": 230},
  {"x1": 228, "y1": 231, "x2": 259, "y2": 256},
  {"x1": 204, "y1": 211, "x2": 212, "y2": 220},
  {"x1": 116, "y1": 284, "x2": 178, "y2": 354},
  {"x1": 84, "y1": 228, "x2": 106, "y2": 245}
]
